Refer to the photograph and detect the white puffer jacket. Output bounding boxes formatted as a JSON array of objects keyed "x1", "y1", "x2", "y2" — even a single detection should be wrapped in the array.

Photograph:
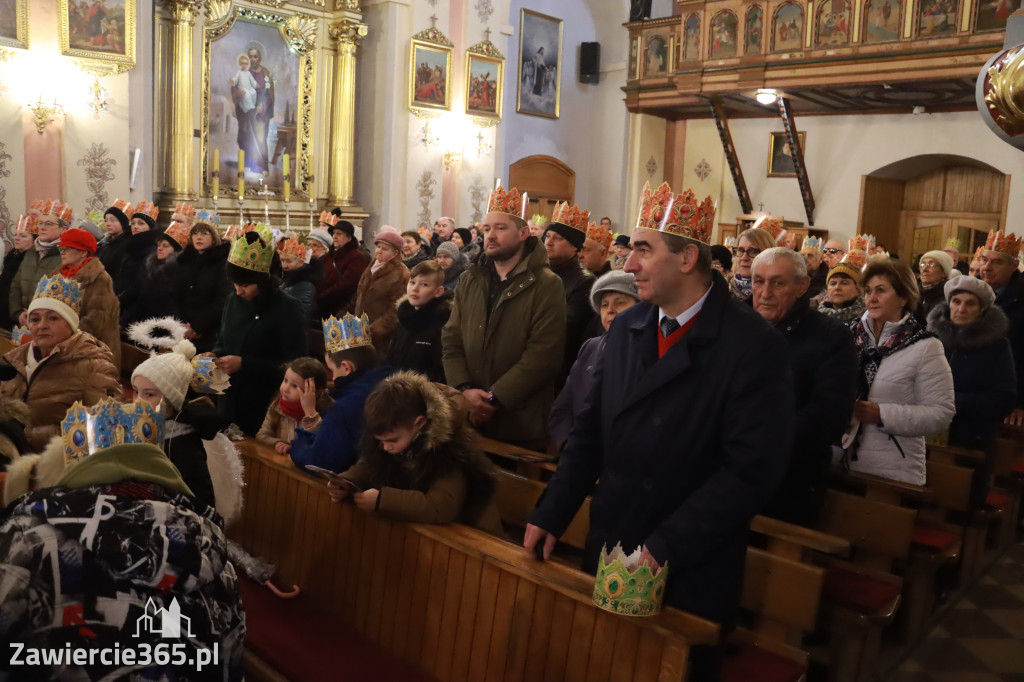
[{"x1": 839, "y1": 312, "x2": 955, "y2": 485}]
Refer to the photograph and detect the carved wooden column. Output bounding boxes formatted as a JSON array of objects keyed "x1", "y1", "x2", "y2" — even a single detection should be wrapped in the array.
[
  {"x1": 328, "y1": 19, "x2": 367, "y2": 207},
  {"x1": 155, "y1": 0, "x2": 202, "y2": 201}
]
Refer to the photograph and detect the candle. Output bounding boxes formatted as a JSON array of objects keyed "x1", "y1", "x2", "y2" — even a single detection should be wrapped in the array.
[
  {"x1": 283, "y1": 153, "x2": 290, "y2": 202},
  {"x1": 211, "y1": 149, "x2": 220, "y2": 197},
  {"x1": 308, "y1": 154, "x2": 314, "y2": 201},
  {"x1": 238, "y1": 149, "x2": 245, "y2": 198}
]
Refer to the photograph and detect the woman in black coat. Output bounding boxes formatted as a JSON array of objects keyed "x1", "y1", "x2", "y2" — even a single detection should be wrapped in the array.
[
  {"x1": 119, "y1": 230, "x2": 183, "y2": 328},
  {"x1": 176, "y1": 223, "x2": 231, "y2": 353},
  {"x1": 114, "y1": 205, "x2": 160, "y2": 304}
]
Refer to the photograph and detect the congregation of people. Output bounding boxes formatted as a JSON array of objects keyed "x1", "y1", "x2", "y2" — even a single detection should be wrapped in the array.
[{"x1": 1, "y1": 181, "x2": 1023, "y2": 680}]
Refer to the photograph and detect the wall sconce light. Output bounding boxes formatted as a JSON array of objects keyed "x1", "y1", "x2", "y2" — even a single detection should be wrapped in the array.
[{"x1": 28, "y1": 96, "x2": 64, "y2": 134}]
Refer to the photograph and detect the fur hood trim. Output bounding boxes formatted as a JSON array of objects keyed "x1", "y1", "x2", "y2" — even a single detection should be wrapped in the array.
[
  {"x1": 927, "y1": 302, "x2": 1010, "y2": 351},
  {"x1": 0, "y1": 397, "x2": 30, "y2": 426},
  {"x1": 380, "y1": 370, "x2": 454, "y2": 451},
  {"x1": 3, "y1": 435, "x2": 66, "y2": 506}
]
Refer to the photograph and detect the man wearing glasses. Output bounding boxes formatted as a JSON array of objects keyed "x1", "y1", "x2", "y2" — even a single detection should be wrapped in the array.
[
  {"x1": 10, "y1": 201, "x2": 70, "y2": 327},
  {"x1": 979, "y1": 230, "x2": 1024, "y2": 426},
  {"x1": 822, "y1": 239, "x2": 846, "y2": 269}
]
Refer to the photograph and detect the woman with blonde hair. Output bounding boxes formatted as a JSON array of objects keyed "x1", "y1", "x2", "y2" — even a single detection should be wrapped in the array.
[{"x1": 729, "y1": 227, "x2": 777, "y2": 301}]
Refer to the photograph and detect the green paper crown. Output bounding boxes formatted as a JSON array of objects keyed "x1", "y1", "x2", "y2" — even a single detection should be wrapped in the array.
[
  {"x1": 592, "y1": 543, "x2": 668, "y2": 617},
  {"x1": 227, "y1": 232, "x2": 275, "y2": 273}
]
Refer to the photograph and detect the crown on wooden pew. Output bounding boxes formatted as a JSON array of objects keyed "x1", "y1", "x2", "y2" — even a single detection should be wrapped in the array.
[{"x1": 592, "y1": 543, "x2": 668, "y2": 617}]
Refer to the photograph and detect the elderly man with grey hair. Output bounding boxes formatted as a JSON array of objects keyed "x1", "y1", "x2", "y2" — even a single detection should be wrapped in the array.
[
  {"x1": 752, "y1": 247, "x2": 859, "y2": 526},
  {"x1": 430, "y1": 216, "x2": 456, "y2": 254}
]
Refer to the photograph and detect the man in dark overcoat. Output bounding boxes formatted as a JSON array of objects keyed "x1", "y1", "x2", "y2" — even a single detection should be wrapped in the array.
[{"x1": 526, "y1": 183, "x2": 794, "y2": 677}]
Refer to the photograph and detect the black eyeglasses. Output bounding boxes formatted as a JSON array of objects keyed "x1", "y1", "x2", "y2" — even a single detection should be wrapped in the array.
[
  {"x1": 823, "y1": 248, "x2": 844, "y2": 254},
  {"x1": 732, "y1": 247, "x2": 762, "y2": 258}
]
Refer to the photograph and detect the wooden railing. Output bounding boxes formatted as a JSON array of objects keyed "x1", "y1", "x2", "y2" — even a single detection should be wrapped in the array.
[{"x1": 230, "y1": 440, "x2": 719, "y2": 682}]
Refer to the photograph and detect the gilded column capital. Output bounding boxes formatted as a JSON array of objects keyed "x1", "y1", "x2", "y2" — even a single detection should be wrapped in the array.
[
  {"x1": 330, "y1": 20, "x2": 368, "y2": 45},
  {"x1": 336, "y1": 0, "x2": 362, "y2": 10},
  {"x1": 161, "y1": 0, "x2": 204, "y2": 18}
]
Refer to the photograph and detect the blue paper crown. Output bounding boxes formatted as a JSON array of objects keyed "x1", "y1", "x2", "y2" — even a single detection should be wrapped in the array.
[
  {"x1": 801, "y1": 236, "x2": 824, "y2": 251},
  {"x1": 196, "y1": 209, "x2": 220, "y2": 226},
  {"x1": 61, "y1": 398, "x2": 165, "y2": 464},
  {"x1": 723, "y1": 236, "x2": 738, "y2": 249},
  {"x1": 322, "y1": 313, "x2": 373, "y2": 353},
  {"x1": 33, "y1": 275, "x2": 84, "y2": 314},
  {"x1": 190, "y1": 355, "x2": 230, "y2": 394}
]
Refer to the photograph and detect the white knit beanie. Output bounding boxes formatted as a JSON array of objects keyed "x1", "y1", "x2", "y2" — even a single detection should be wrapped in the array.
[
  {"x1": 132, "y1": 339, "x2": 196, "y2": 410},
  {"x1": 921, "y1": 250, "x2": 955, "y2": 277}
]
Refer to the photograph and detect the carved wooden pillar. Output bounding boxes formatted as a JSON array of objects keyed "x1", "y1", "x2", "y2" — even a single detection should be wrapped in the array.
[
  {"x1": 328, "y1": 19, "x2": 367, "y2": 207},
  {"x1": 156, "y1": 0, "x2": 202, "y2": 201}
]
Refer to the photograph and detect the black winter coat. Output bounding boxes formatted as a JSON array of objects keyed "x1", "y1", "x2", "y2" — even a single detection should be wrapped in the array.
[
  {"x1": 164, "y1": 398, "x2": 224, "y2": 512},
  {"x1": 96, "y1": 231, "x2": 130, "y2": 286},
  {"x1": 762, "y1": 299, "x2": 858, "y2": 527},
  {"x1": 119, "y1": 252, "x2": 179, "y2": 328},
  {"x1": 316, "y1": 240, "x2": 368, "y2": 317},
  {"x1": 114, "y1": 230, "x2": 158, "y2": 300},
  {"x1": 386, "y1": 293, "x2": 452, "y2": 383},
  {"x1": 282, "y1": 259, "x2": 323, "y2": 324},
  {"x1": 213, "y1": 287, "x2": 309, "y2": 435},
  {"x1": 529, "y1": 272, "x2": 794, "y2": 627},
  {"x1": 175, "y1": 242, "x2": 231, "y2": 354},
  {"x1": 551, "y1": 256, "x2": 596, "y2": 387},
  {"x1": 994, "y1": 270, "x2": 1024, "y2": 409},
  {"x1": 808, "y1": 262, "x2": 828, "y2": 298},
  {"x1": 928, "y1": 303, "x2": 1017, "y2": 451},
  {"x1": 403, "y1": 245, "x2": 432, "y2": 270},
  {"x1": 0, "y1": 248, "x2": 26, "y2": 328}
]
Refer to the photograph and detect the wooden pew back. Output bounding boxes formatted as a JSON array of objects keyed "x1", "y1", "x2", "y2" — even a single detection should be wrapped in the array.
[{"x1": 818, "y1": 490, "x2": 917, "y2": 566}]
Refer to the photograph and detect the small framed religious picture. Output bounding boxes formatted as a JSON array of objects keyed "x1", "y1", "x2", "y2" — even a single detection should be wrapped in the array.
[
  {"x1": 465, "y1": 37, "x2": 504, "y2": 124},
  {"x1": 58, "y1": 0, "x2": 136, "y2": 71},
  {"x1": 517, "y1": 9, "x2": 563, "y2": 119},
  {"x1": 409, "y1": 26, "x2": 454, "y2": 115},
  {"x1": 0, "y1": 0, "x2": 29, "y2": 51},
  {"x1": 767, "y1": 131, "x2": 806, "y2": 177}
]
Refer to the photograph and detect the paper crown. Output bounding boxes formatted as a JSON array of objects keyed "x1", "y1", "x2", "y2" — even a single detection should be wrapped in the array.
[
  {"x1": 550, "y1": 202, "x2": 590, "y2": 235},
  {"x1": 40, "y1": 200, "x2": 74, "y2": 224},
  {"x1": 586, "y1": 222, "x2": 614, "y2": 249},
  {"x1": 849, "y1": 234, "x2": 876, "y2": 252},
  {"x1": 945, "y1": 237, "x2": 962, "y2": 250},
  {"x1": 61, "y1": 398, "x2": 165, "y2": 464},
  {"x1": 754, "y1": 216, "x2": 785, "y2": 240},
  {"x1": 278, "y1": 237, "x2": 310, "y2": 263},
  {"x1": 840, "y1": 249, "x2": 868, "y2": 270},
  {"x1": 11, "y1": 325, "x2": 30, "y2": 345},
  {"x1": 30, "y1": 199, "x2": 46, "y2": 213},
  {"x1": 196, "y1": 209, "x2": 220, "y2": 226},
  {"x1": 801, "y1": 236, "x2": 824, "y2": 252},
  {"x1": 163, "y1": 221, "x2": 191, "y2": 248},
  {"x1": 172, "y1": 202, "x2": 196, "y2": 220},
  {"x1": 127, "y1": 316, "x2": 231, "y2": 397},
  {"x1": 16, "y1": 214, "x2": 39, "y2": 235},
  {"x1": 529, "y1": 214, "x2": 549, "y2": 228},
  {"x1": 242, "y1": 221, "x2": 274, "y2": 245},
  {"x1": 635, "y1": 181, "x2": 715, "y2": 245},
  {"x1": 319, "y1": 210, "x2": 340, "y2": 227},
  {"x1": 322, "y1": 313, "x2": 373, "y2": 353},
  {"x1": 487, "y1": 185, "x2": 528, "y2": 221},
  {"x1": 723, "y1": 236, "x2": 738, "y2": 249},
  {"x1": 109, "y1": 198, "x2": 132, "y2": 216},
  {"x1": 984, "y1": 230, "x2": 1022, "y2": 258},
  {"x1": 592, "y1": 543, "x2": 668, "y2": 617},
  {"x1": 33, "y1": 275, "x2": 84, "y2": 315},
  {"x1": 227, "y1": 232, "x2": 275, "y2": 272},
  {"x1": 190, "y1": 355, "x2": 231, "y2": 395},
  {"x1": 974, "y1": 245, "x2": 985, "y2": 259},
  {"x1": 132, "y1": 200, "x2": 160, "y2": 222},
  {"x1": 222, "y1": 224, "x2": 243, "y2": 241}
]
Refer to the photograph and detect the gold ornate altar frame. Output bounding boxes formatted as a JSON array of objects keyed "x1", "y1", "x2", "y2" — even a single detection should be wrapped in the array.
[
  {"x1": 58, "y1": 0, "x2": 136, "y2": 75},
  {"x1": 465, "y1": 36, "x2": 505, "y2": 128},
  {"x1": 0, "y1": 0, "x2": 29, "y2": 52},
  {"x1": 200, "y1": 1, "x2": 317, "y2": 200}
]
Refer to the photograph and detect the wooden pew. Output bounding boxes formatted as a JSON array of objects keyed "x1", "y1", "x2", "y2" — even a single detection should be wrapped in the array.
[{"x1": 231, "y1": 439, "x2": 719, "y2": 682}]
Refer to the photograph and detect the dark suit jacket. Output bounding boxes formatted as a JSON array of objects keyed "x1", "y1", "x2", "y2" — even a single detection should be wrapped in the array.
[{"x1": 529, "y1": 270, "x2": 794, "y2": 627}]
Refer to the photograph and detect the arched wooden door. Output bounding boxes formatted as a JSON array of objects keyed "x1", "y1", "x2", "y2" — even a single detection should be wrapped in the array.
[{"x1": 508, "y1": 155, "x2": 575, "y2": 221}]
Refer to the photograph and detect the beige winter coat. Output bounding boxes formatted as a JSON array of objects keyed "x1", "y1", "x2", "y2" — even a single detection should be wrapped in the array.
[{"x1": 49, "y1": 257, "x2": 122, "y2": 369}]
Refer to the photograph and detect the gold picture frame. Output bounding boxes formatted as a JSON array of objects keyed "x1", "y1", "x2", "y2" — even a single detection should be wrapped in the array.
[
  {"x1": 465, "y1": 37, "x2": 504, "y2": 126},
  {"x1": 767, "y1": 131, "x2": 806, "y2": 178},
  {"x1": 0, "y1": 0, "x2": 28, "y2": 51},
  {"x1": 409, "y1": 26, "x2": 454, "y2": 116},
  {"x1": 517, "y1": 8, "x2": 562, "y2": 119},
  {"x1": 200, "y1": 5, "x2": 317, "y2": 200},
  {"x1": 58, "y1": 0, "x2": 135, "y2": 73}
]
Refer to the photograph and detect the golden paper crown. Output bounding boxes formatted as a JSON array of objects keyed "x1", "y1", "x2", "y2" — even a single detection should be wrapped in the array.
[
  {"x1": 635, "y1": 181, "x2": 715, "y2": 244},
  {"x1": 801, "y1": 236, "x2": 824, "y2": 252},
  {"x1": 33, "y1": 275, "x2": 85, "y2": 315},
  {"x1": 109, "y1": 198, "x2": 132, "y2": 216},
  {"x1": 487, "y1": 185, "x2": 528, "y2": 221},
  {"x1": 172, "y1": 202, "x2": 196, "y2": 220},
  {"x1": 550, "y1": 202, "x2": 591, "y2": 235},
  {"x1": 16, "y1": 214, "x2": 39, "y2": 235},
  {"x1": 319, "y1": 211, "x2": 340, "y2": 227},
  {"x1": 61, "y1": 398, "x2": 164, "y2": 464},
  {"x1": 592, "y1": 543, "x2": 668, "y2": 617},
  {"x1": 227, "y1": 232, "x2": 275, "y2": 272},
  {"x1": 586, "y1": 222, "x2": 614, "y2": 249},
  {"x1": 278, "y1": 237, "x2": 309, "y2": 262},
  {"x1": 30, "y1": 199, "x2": 46, "y2": 213},
  {"x1": 322, "y1": 313, "x2": 373, "y2": 353},
  {"x1": 984, "y1": 230, "x2": 1022, "y2": 259},
  {"x1": 163, "y1": 221, "x2": 191, "y2": 249},
  {"x1": 848, "y1": 234, "x2": 875, "y2": 252},
  {"x1": 755, "y1": 216, "x2": 785, "y2": 240},
  {"x1": 241, "y1": 221, "x2": 274, "y2": 246},
  {"x1": 40, "y1": 200, "x2": 74, "y2": 224},
  {"x1": 132, "y1": 200, "x2": 160, "y2": 222}
]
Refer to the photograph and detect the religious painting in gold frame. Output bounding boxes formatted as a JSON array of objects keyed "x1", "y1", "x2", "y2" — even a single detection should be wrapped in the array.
[
  {"x1": 767, "y1": 131, "x2": 806, "y2": 177},
  {"x1": 201, "y1": 5, "x2": 316, "y2": 200},
  {"x1": 0, "y1": 0, "x2": 28, "y2": 51},
  {"x1": 517, "y1": 8, "x2": 562, "y2": 119},
  {"x1": 409, "y1": 26, "x2": 454, "y2": 115},
  {"x1": 465, "y1": 37, "x2": 504, "y2": 125},
  {"x1": 58, "y1": 0, "x2": 135, "y2": 71}
]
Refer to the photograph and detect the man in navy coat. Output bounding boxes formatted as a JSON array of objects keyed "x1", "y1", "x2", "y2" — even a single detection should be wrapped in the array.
[{"x1": 526, "y1": 183, "x2": 794, "y2": 675}]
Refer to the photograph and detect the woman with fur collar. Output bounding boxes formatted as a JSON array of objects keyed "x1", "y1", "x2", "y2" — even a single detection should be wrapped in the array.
[
  {"x1": 328, "y1": 371, "x2": 504, "y2": 537},
  {"x1": 119, "y1": 228, "x2": 185, "y2": 328},
  {"x1": 927, "y1": 275, "x2": 1017, "y2": 454}
]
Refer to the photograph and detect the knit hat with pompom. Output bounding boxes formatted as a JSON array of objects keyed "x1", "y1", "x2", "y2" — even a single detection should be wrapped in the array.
[{"x1": 131, "y1": 338, "x2": 197, "y2": 411}]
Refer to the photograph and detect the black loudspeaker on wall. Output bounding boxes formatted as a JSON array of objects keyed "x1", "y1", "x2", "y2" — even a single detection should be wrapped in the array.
[{"x1": 579, "y1": 42, "x2": 600, "y2": 84}]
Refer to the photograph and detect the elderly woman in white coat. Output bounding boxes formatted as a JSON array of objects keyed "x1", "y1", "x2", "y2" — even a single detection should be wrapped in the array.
[{"x1": 838, "y1": 257, "x2": 955, "y2": 485}]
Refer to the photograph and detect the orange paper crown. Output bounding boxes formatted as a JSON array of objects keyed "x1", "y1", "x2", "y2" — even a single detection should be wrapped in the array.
[
  {"x1": 40, "y1": 200, "x2": 74, "y2": 224},
  {"x1": 109, "y1": 198, "x2": 132, "y2": 216},
  {"x1": 163, "y1": 221, "x2": 191, "y2": 248},
  {"x1": 16, "y1": 214, "x2": 39, "y2": 235},
  {"x1": 635, "y1": 181, "x2": 715, "y2": 245},
  {"x1": 487, "y1": 185, "x2": 528, "y2": 221},
  {"x1": 586, "y1": 222, "x2": 614, "y2": 249},
  {"x1": 172, "y1": 202, "x2": 196, "y2": 220},
  {"x1": 30, "y1": 200, "x2": 46, "y2": 213},
  {"x1": 848, "y1": 234, "x2": 876, "y2": 252},
  {"x1": 974, "y1": 245, "x2": 985, "y2": 259},
  {"x1": 278, "y1": 237, "x2": 309, "y2": 261},
  {"x1": 550, "y1": 202, "x2": 591, "y2": 235},
  {"x1": 132, "y1": 200, "x2": 160, "y2": 222},
  {"x1": 841, "y1": 249, "x2": 868, "y2": 270},
  {"x1": 755, "y1": 216, "x2": 785, "y2": 240},
  {"x1": 318, "y1": 211, "x2": 340, "y2": 227},
  {"x1": 223, "y1": 224, "x2": 243, "y2": 241},
  {"x1": 985, "y1": 230, "x2": 1022, "y2": 259}
]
